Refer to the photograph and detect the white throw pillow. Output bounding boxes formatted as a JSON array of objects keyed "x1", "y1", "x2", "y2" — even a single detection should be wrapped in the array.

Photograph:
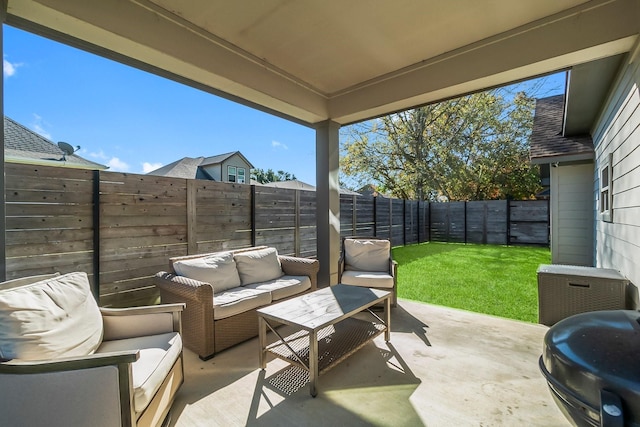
[
  {"x1": 0, "y1": 272, "x2": 103, "y2": 361},
  {"x1": 344, "y1": 239, "x2": 390, "y2": 271},
  {"x1": 234, "y1": 247, "x2": 284, "y2": 285},
  {"x1": 173, "y1": 251, "x2": 241, "y2": 293}
]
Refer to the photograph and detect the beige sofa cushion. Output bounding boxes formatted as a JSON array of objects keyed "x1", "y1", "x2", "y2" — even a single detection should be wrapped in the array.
[
  {"x1": 173, "y1": 251, "x2": 241, "y2": 293},
  {"x1": 245, "y1": 276, "x2": 311, "y2": 301},
  {"x1": 97, "y1": 332, "x2": 182, "y2": 414},
  {"x1": 213, "y1": 287, "x2": 272, "y2": 320},
  {"x1": 341, "y1": 270, "x2": 395, "y2": 289},
  {"x1": 0, "y1": 272, "x2": 103, "y2": 361},
  {"x1": 344, "y1": 239, "x2": 390, "y2": 271},
  {"x1": 234, "y1": 247, "x2": 284, "y2": 285}
]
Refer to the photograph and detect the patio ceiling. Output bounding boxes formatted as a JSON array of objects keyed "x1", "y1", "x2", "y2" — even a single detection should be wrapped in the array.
[{"x1": 6, "y1": 0, "x2": 640, "y2": 126}]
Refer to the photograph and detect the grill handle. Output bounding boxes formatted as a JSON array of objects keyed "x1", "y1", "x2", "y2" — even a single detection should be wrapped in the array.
[{"x1": 600, "y1": 389, "x2": 624, "y2": 427}]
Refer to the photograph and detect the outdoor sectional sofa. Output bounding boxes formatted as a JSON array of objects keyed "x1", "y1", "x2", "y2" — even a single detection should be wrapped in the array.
[{"x1": 154, "y1": 246, "x2": 319, "y2": 360}]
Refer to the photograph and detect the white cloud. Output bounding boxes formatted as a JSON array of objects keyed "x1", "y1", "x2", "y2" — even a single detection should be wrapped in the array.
[
  {"x1": 272, "y1": 140, "x2": 288, "y2": 150},
  {"x1": 107, "y1": 157, "x2": 130, "y2": 172},
  {"x1": 3, "y1": 57, "x2": 22, "y2": 78},
  {"x1": 88, "y1": 149, "x2": 109, "y2": 160},
  {"x1": 142, "y1": 162, "x2": 163, "y2": 173},
  {"x1": 31, "y1": 114, "x2": 52, "y2": 140},
  {"x1": 87, "y1": 149, "x2": 131, "y2": 171}
]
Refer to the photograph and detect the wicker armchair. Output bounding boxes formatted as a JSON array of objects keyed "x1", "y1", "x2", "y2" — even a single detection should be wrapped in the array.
[{"x1": 338, "y1": 236, "x2": 398, "y2": 306}]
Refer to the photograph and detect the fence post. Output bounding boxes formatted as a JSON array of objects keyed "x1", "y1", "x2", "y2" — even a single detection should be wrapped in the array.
[
  {"x1": 417, "y1": 201, "x2": 421, "y2": 243},
  {"x1": 483, "y1": 202, "x2": 488, "y2": 244},
  {"x1": 403, "y1": 199, "x2": 407, "y2": 245},
  {"x1": 295, "y1": 189, "x2": 300, "y2": 256},
  {"x1": 352, "y1": 195, "x2": 357, "y2": 235},
  {"x1": 251, "y1": 185, "x2": 256, "y2": 247},
  {"x1": 186, "y1": 180, "x2": 197, "y2": 255},
  {"x1": 464, "y1": 201, "x2": 468, "y2": 245},
  {"x1": 373, "y1": 196, "x2": 377, "y2": 237},
  {"x1": 389, "y1": 197, "x2": 393, "y2": 241},
  {"x1": 506, "y1": 198, "x2": 511, "y2": 246},
  {"x1": 427, "y1": 201, "x2": 431, "y2": 242},
  {"x1": 92, "y1": 170, "x2": 101, "y2": 302}
]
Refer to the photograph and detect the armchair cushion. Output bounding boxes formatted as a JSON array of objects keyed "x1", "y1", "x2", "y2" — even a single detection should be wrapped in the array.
[
  {"x1": 344, "y1": 238, "x2": 391, "y2": 271},
  {"x1": 97, "y1": 331, "x2": 182, "y2": 413},
  {"x1": 341, "y1": 270, "x2": 395, "y2": 289},
  {"x1": 173, "y1": 251, "x2": 241, "y2": 293},
  {"x1": 234, "y1": 247, "x2": 284, "y2": 285},
  {"x1": 0, "y1": 272, "x2": 103, "y2": 361}
]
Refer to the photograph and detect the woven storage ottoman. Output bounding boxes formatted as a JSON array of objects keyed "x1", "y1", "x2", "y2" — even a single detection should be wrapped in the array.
[{"x1": 537, "y1": 264, "x2": 628, "y2": 326}]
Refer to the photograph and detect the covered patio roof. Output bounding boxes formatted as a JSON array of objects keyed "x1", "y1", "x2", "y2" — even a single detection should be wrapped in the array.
[
  {"x1": 2, "y1": 0, "x2": 639, "y2": 284},
  {"x1": 6, "y1": 0, "x2": 639, "y2": 126}
]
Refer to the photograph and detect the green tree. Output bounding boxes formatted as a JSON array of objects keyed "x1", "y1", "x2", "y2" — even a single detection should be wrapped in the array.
[
  {"x1": 341, "y1": 88, "x2": 542, "y2": 201},
  {"x1": 251, "y1": 168, "x2": 297, "y2": 184}
]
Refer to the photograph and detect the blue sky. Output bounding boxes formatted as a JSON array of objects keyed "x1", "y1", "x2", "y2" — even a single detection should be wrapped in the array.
[
  {"x1": 3, "y1": 25, "x2": 566, "y2": 186},
  {"x1": 3, "y1": 26, "x2": 317, "y2": 183}
]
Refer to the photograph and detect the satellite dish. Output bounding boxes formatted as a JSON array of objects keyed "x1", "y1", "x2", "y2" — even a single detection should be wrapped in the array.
[{"x1": 57, "y1": 141, "x2": 80, "y2": 161}]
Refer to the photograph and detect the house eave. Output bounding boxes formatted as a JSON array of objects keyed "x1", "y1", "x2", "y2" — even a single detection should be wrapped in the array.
[
  {"x1": 530, "y1": 152, "x2": 594, "y2": 165},
  {"x1": 5, "y1": 156, "x2": 108, "y2": 170}
]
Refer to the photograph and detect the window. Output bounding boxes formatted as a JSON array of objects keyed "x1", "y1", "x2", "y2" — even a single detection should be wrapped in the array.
[
  {"x1": 599, "y1": 153, "x2": 613, "y2": 222},
  {"x1": 228, "y1": 166, "x2": 236, "y2": 182},
  {"x1": 228, "y1": 166, "x2": 246, "y2": 183}
]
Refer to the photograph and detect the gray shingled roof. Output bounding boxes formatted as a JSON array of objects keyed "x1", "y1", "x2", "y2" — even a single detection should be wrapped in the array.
[
  {"x1": 147, "y1": 151, "x2": 254, "y2": 180},
  {"x1": 529, "y1": 95, "x2": 594, "y2": 164},
  {"x1": 4, "y1": 116, "x2": 108, "y2": 170},
  {"x1": 201, "y1": 151, "x2": 254, "y2": 168},
  {"x1": 146, "y1": 157, "x2": 210, "y2": 179}
]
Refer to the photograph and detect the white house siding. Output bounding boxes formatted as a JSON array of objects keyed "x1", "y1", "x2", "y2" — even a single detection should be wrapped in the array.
[
  {"x1": 550, "y1": 163, "x2": 594, "y2": 266},
  {"x1": 592, "y1": 54, "x2": 640, "y2": 303},
  {"x1": 201, "y1": 154, "x2": 251, "y2": 183}
]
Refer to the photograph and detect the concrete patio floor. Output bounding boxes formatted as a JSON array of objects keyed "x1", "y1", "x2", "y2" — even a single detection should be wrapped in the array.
[{"x1": 168, "y1": 299, "x2": 569, "y2": 426}]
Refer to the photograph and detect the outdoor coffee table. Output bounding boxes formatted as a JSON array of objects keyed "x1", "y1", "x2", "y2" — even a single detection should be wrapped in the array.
[{"x1": 257, "y1": 284, "x2": 391, "y2": 397}]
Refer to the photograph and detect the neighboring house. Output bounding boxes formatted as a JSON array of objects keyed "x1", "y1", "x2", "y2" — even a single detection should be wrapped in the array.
[
  {"x1": 530, "y1": 95, "x2": 595, "y2": 266},
  {"x1": 147, "y1": 151, "x2": 253, "y2": 183},
  {"x1": 4, "y1": 116, "x2": 107, "y2": 170},
  {"x1": 262, "y1": 179, "x2": 361, "y2": 195}
]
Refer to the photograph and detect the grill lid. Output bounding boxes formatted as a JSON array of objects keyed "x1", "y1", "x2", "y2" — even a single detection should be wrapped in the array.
[{"x1": 541, "y1": 310, "x2": 640, "y2": 425}]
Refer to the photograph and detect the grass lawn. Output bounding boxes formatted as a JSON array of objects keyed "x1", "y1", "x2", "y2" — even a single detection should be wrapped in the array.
[{"x1": 392, "y1": 242, "x2": 550, "y2": 323}]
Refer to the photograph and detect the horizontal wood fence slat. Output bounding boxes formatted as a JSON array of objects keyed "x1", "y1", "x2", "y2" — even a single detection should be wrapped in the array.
[{"x1": 4, "y1": 164, "x2": 549, "y2": 307}]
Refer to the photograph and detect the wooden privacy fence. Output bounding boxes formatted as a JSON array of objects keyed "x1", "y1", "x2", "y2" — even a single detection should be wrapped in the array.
[{"x1": 5, "y1": 164, "x2": 548, "y2": 307}]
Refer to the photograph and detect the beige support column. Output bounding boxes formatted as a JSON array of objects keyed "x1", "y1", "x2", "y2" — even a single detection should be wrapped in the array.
[
  {"x1": 315, "y1": 120, "x2": 340, "y2": 287},
  {"x1": 0, "y1": 0, "x2": 7, "y2": 281}
]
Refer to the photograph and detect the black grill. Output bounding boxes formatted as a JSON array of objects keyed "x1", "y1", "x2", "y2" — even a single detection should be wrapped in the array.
[{"x1": 539, "y1": 310, "x2": 640, "y2": 427}]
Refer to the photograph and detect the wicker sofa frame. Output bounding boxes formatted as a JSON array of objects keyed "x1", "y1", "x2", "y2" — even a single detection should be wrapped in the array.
[{"x1": 154, "y1": 246, "x2": 319, "y2": 360}]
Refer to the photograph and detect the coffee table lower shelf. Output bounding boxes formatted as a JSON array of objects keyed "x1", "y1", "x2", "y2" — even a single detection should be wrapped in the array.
[{"x1": 265, "y1": 317, "x2": 386, "y2": 377}]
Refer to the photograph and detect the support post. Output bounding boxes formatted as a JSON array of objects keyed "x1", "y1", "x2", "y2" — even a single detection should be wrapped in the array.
[
  {"x1": 0, "y1": 2, "x2": 6, "y2": 282},
  {"x1": 315, "y1": 120, "x2": 340, "y2": 287}
]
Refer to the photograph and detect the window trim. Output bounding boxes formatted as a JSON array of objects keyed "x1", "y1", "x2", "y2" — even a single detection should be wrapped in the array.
[
  {"x1": 599, "y1": 153, "x2": 613, "y2": 222},
  {"x1": 228, "y1": 165, "x2": 237, "y2": 183},
  {"x1": 237, "y1": 167, "x2": 246, "y2": 184}
]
